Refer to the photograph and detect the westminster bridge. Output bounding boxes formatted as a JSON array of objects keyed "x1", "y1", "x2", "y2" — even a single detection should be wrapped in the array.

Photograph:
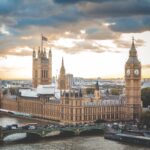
[{"x1": 0, "y1": 124, "x2": 105, "y2": 142}]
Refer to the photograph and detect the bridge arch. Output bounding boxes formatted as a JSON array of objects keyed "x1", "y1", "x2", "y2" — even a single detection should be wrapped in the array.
[
  {"x1": 26, "y1": 132, "x2": 42, "y2": 139},
  {"x1": 2, "y1": 132, "x2": 27, "y2": 142},
  {"x1": 80, "y1": 128, "x2": 104, "y2": 135},
  {"x1": 60, "y1": 129, "x2": 75, "y2": 136}
]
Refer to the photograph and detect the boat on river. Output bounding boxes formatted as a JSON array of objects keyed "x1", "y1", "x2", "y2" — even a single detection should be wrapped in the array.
[{"x1": 104, "y1": 131, "x2": 150, "y2": 146}]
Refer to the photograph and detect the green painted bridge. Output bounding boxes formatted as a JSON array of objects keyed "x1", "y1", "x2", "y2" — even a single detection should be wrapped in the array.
[
  {"x1": 61, "y1": 125, "x2": 105, "y2": 135},
  {"x1": 0, "y1": 124, "x2": 105, "y2": 141}
]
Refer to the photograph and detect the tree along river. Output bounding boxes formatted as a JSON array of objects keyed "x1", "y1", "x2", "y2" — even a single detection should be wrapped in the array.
[{"x1": 0, "y1": 115, "x2": 149, "y2": 150}]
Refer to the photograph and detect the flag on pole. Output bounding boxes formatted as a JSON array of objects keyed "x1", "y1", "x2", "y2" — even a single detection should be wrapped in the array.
[{"x1": 42, "y1": 35, "x2": 48, "y2": 41}]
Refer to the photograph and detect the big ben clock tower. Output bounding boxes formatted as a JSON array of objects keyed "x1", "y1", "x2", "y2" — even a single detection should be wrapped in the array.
[{"x1": 125, "y1": 38, "x2": 142, "y2": 121}]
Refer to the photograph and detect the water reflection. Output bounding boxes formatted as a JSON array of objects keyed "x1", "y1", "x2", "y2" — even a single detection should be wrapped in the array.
[
  {"x1": 0, "y1": 117, "x2": 20, "y2": 127},
  {"x1": 1, "y1": 136, "x2": 149, "y2": 150}
]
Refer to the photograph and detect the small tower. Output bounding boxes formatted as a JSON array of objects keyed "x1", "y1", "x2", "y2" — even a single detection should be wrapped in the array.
[
  {"x1": 58, "y1": 58, "x2": 66, "y2": 90},
  {"x1": 0, "y1": 80, "x2": 2, "y2": 108},
  {"x1": 32, "y1": 49, "x2": 38, "y2": 88},
  {"x1": 33, "y1": 48, "x2": 36, "y2": 58},
  {"x1": 125, "y1": 37, "x2": 142, "y2": 121},
  {"x1": 44, "y1": 48, "x2": 46, "y2": 57},
  {"x1": 94, "y1": 81, "x2": 101, "y2": 100},
  {"x1": 49, "y1": 49, "x2": 52, "y2": 84},
  {"x1": 38, "y1": 47, "x2": 41, "y2": 57}
]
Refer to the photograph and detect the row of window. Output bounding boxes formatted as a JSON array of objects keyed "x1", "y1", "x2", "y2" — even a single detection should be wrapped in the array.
[
  {"x1": 41, "y1": 70, "x2": 48, "y2": 78},
  {"x1": 62, "y1": 113, "x2": 123, "y2": 121},
  {"x1": 34, "y1": 70, "x2": 49, "y2": 79}
]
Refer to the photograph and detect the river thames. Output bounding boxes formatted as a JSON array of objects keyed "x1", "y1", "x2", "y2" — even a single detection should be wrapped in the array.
[{"x1": 0, "y1": 115, "x2": 149, "y2": 150}]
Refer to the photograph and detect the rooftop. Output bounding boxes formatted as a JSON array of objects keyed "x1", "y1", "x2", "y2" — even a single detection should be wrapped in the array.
[{"x1": 19, "y1": 84, "x2": 60, "y2": 99}]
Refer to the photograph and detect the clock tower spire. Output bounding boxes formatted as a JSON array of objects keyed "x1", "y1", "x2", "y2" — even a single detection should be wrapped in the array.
[{"x1": 125, "y1": 37, "x2": 142, "y2": 121}]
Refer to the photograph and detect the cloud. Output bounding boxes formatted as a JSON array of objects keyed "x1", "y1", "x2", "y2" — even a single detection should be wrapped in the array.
[
  {"x1": 54, "y1": 0, "x2": 111, "y2": 4},
  {"x1": 0, "y1": 35, "x2": 36, "y2": 57},
  {"x1": 82, "y1": 0, "x2": 150, "y2": 17},
  {"x1": 0, "y1": 0, "x2": 21, "y2": 15},
  {"x1": 114, "y1": 39, "x2": 145, "y2": 48},
  {"x1": 0, "y1": 46, "x2": 32, "y2": 57},
  {"x1": 0, "y1": 0, "x2": 149, "y2": 30},
  {"x1": 85, "y1": 25, "x2": 121, "y2": 40},
  {"x1": 0, "y1": 0, "x2": 149, "y2": 31},
  {"x1": 7, "y1": 47, "x2": 32, "y2": 56},
  {"x1": 0, "y1": 24, "x2": 10, "y2": 35},
  {"x1": 0, "y1": 66, "x2": 21, "y2": 72},
  {"x1": 15, "y1": 8, "x2": 82, "y2": 28},
  {"x1": 0, "y1": 0, "x2": 149, "y2": 57},
  {"x1": 109, "y1": 16, "x2": 150, "y2": 33},
  {"x1": 52, "y1": 39, "x2": 114, "y2": 54},
  {"x1": 0, "y1": 65, "x2": 30, "y2": 79}
]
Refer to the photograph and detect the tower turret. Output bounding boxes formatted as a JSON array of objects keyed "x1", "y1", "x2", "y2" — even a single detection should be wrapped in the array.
[
  {"x1": 125, "y1": 37, "x2": 141, "y2": 121},
  {"x1": 44, "y1": 48, "x2": 46, "y2": 58},
  {"x1": 49, "y1": 48, "x2": 52, "y2": 83},
  {"x1": 33, "y1": 48, "x2": 36, "y2": 58},
  {"x1": 94, "y1": 81, "x2": 101, "y2": 100},
  {"x1": 95, "y1": 81, "x2": 99, "y2": 91},
  {"x1": 41, "y1": 48, "x2": 44, "y2": 57},
  {"x1": 38, "y1": 47, "x2": 41, "y2": 58},
  {"x1": 32, "y1": 48, "x2": 38, "y2": 87},
  {"x1": 49, "y1": 49, "x2": 52, "y2": 57}
]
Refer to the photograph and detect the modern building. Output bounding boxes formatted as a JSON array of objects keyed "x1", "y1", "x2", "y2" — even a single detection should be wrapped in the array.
[{"x1": 0, "y1": 38, "x2": 142, "y2": 124}]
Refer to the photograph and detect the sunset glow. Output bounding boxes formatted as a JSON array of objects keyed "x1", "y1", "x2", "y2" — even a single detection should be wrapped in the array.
[{"x1": 0, "y1": 0, "x2": 150, "y2": 79}]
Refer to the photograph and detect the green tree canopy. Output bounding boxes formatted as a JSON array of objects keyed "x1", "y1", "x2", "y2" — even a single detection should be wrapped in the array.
[
  {"x1": 141, "y1": 111, "x2": 150, "y2": 129},
  {"x1": 141, "y1": 87, "x2": 150, "y2": 107},
  {"x1": 86, "y1": 88, "x2": 94, "y2": 95},
  {"x1": 110, "y1": 88, "x2": 122, "y2": 95}
]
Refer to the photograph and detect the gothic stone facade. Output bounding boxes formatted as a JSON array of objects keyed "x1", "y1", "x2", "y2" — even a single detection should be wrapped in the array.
[
  {"x1": 32, "y1": 47, "x2": 52, "y2": 88},
  {"x1": 125, "y1": 38, "x2": 142, "y2": 120},
  {"x1": 0, "y1": 39, "x2": 142, "y2": 124},
  {"x1": 1, "y1": 93, "x2": 125, "y2": 125}
]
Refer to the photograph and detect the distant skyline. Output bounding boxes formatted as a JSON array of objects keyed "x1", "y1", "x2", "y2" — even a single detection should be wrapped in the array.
[{"x1": 0, "y1": 0, "x2": 150, "y2": 79}]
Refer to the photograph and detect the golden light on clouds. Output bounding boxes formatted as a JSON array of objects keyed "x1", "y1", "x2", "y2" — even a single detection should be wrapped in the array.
[
  {"x1": 0, "y1": 0, "x2": 150, "y2": 79},
  {"x1": 0, "y1": 32, "x2": 150, "y2": 79},
  {"x1": 21, "y1": 36, "x2": 33, "y2": 40},
  {"x1": 0, "y1": 56, "x2": 32, "y2": 79}
]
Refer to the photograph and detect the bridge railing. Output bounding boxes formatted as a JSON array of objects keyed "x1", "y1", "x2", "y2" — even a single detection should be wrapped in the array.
[{"x1": 0, "y1": 123, "x2": 106, "y2": 139}]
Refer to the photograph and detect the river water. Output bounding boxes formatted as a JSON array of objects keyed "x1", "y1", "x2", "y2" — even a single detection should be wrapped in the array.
[{"x1": 0, "y1": 115, "x2": 149, "y2": 150}]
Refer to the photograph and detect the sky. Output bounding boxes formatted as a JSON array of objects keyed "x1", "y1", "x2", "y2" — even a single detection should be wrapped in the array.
[{"x1": 0, "y1": 0, "x2": 150, "y2": 79}]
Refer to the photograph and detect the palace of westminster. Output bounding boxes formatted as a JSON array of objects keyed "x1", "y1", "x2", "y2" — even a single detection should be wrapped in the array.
[{"x1": 0, "y1": 38, "x2": 142, "y2": 125}]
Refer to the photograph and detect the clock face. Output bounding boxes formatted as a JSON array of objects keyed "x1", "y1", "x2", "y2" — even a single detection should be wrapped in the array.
[
  {"x1": 126, "y1": 69, "x2": 130, "y2": 76},
  {"x1": 134, "y1": 69, "x2": 139, "y2": 76}
]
